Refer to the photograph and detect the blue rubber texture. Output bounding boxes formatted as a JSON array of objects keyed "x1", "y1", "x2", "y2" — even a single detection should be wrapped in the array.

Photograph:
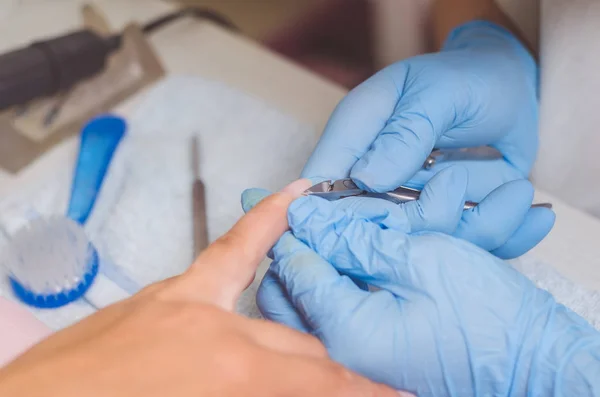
[
  {"x1": 66, "y1": 115, "x2": 127, "y2": 225},
  {"x1": 9, "y1": 247, "x2": 100, "y2": 309}
]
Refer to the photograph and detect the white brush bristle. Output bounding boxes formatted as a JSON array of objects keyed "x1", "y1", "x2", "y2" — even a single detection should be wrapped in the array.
[{"x1": 1, "y1": 216, "x2": 93, "y2": 296}]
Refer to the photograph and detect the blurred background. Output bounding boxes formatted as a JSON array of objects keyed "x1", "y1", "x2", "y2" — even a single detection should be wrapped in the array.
[
  {"x1": 177, "y1": 0, "x2": 538, "y2": 88},
  {"x1": 178, "y1": 0, "x2": 378, "y2": 88},
  {"x1": 0, "y1": 0, "x2": 538, "y2": 91}
]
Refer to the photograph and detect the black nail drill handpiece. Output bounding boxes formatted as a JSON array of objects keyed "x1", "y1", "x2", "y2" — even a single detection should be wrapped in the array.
[
  {"x1": 0, "y1": 29, "x2": 117, "y2": 111},
  {"x1": 0, "y1": 8, "x2": 237, "y2": 112}
]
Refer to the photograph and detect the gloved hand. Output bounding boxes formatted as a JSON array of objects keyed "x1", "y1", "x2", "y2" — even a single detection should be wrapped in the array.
[
  {"x1": 248, "y1": 167, "x2": 550, "y2": 326},
  {"x1": 247, "y1": 168, "x2": 553, "y2": 259},
  {"x1": 243, "y1": 174, "x2": 600, "y2": 396},
  {"x1": 302, "y1": 21, "x2": 552, "y2": 258}
]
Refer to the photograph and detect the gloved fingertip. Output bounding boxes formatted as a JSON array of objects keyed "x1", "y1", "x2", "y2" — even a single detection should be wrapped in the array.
[
  {"x1": 350, "y1": 157, "x2": 406, "y2": 193},
  {"x1": 474, "y1": 179, "x2": 534, "y2": 215},
  {"x1": 404, "y1": 166, "x2": 468, "y2": 234},
  {"x1": 348, "y1": 161, "x2": 372, "y2": 192},
  {"x1": 510, "y1": 179, "x2": 535, "y2": 202},
  {"x1": 350, "y1": 128, "x2": 434, "y2": 193},
  {"x1": 491, "y1": 207, "x2": 556, "y2": 259},
  {"x1": 432, "y1": 165, "x2": 469, "y2": 202},
  {"x1": 266, "y1": 247, "x2": 275, "y2": 260},
  {"x1": 349, "y1": 172, "x2": 371, "y2": 192},
  {"x1": 241, "y1": 188, "x2": 271, "y2": 213},
  {"x1": 456, "y1": 179, "x2": 536, "y2": 251}
]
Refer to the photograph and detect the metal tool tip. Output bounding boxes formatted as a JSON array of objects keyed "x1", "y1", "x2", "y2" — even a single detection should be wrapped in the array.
[
  {"x1": 191, "y1": 135, "x2": 200, "y2": 179},
  {"x1": 304, "y1": 180, "x2": 334, "y2": 195}
]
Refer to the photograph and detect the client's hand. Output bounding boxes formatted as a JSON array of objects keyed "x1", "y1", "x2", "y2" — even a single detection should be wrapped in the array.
[
  {"x1": 0, "y1": 181, "x2": 396, "y2": 397},
  {"x1": 245, "y1": 170, "x2": 600, "y2": 397}
]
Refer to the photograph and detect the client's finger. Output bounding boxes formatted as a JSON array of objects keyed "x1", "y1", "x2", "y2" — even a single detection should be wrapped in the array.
[{"x1": 174, "y1": 179, "x2": 312, "y2": 310}]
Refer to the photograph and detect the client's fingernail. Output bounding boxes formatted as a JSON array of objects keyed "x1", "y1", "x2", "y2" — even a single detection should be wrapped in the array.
[
  {"x1": 398, "y1": 391, "x2": 416, "y2": 397},
  {"x1": 241, "y1": 188, "x2": 271, "y2": 213},
  {"x1": 305, "y1": 176, "x2": 329, "y2": 185},
  {"x1": 280, "y1": 178, "x2": 313, "y2": 197}
]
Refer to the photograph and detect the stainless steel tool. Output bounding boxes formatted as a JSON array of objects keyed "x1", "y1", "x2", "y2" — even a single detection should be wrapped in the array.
[
  {"x1": 191, "y1": 136, "x2": 209, "y2": 257},
  {"x1": 423, "y1": 146, "x2": 503, "y2": 169},
  {"x1": 304, "y1": 179, "x2": 553, "y2": 210}
]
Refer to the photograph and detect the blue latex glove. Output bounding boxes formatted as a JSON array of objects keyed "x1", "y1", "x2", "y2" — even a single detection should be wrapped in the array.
[
  {"x1": 302, "y1": 21, "x2": 552, "y2": 259},
  {"x1": 242, "y1": 182, "x2": 600, "y2": 396},
  {"x1": 250, "y1": 167, "x2": 474, "y2": 313},
  {"x1": 247, "y1": 167, "x2": 554, "y2": 326}
]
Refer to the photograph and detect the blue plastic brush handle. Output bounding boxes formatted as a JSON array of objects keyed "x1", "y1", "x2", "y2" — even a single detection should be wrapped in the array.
[{"x1": 66, "y1": 115, "x2": 126, "y2": 225}]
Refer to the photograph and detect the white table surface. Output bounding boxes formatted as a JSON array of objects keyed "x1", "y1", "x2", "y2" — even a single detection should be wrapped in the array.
[{"x1": 0, "y1": 0, "x2": 598, "y2": 293}]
